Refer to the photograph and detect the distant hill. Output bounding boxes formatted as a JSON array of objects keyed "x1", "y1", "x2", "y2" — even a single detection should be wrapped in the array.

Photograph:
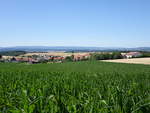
[
  {"x1": 0, "y1": 46, "x2": 150, "y2": 52},
  {"x1": 136, "y1": 47, "x2": 150, "y2": 51},
  {"x1": 0, "y1": 51, "x2": 26, "y2": 56}
]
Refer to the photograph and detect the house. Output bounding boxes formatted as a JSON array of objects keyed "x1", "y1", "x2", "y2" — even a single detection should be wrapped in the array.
[
  {"x1": 122, "y1": 52, "x2": 142, "y2": 59},
  {"x1": 53, "y1": 56, "x2": 65, "y2": 61},
  {"x1": 74, "y1": 55, "x2": 84, "y2": 61},
  {"x1": 15, "y1": 57, "x2": 29, "y2": 62},
  {"x1": 74, "y1": 53, "x2": 91, "y2": 61},
  {"x1": 15, "y1": 57, "x2": 39, "y2": 63}
]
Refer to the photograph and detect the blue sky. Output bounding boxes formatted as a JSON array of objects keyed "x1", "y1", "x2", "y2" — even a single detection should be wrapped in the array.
[{"x1": 0, "y1": 0, "x2": 150, "y2": 47}]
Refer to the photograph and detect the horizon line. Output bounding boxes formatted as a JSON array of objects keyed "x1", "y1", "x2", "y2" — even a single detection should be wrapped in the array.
[{"x1": 0, "y1": 45, "x2": 150, "y2": 48}]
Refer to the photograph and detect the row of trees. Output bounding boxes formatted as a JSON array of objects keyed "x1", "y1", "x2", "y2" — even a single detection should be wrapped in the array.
[
  {"x1": 141, "y1": 52, "x2": 150, "y2": 57},
  {"x1": 90, "y1": 52, "x2": 123, "y2": 60},
  {"x1": 0, "y1": 51, "x2": 26, "y2": 56},
  {"x1": 59, "y1": 52, "x2": 123, "y2": 62}
]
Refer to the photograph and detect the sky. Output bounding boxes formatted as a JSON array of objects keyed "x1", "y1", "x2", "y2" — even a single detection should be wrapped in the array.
[{"x1": 0, "y1": 0, "x2": 150, "y2": 47}]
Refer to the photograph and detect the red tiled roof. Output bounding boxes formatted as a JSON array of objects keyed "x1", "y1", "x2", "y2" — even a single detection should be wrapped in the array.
[
  {"x1": 126, "y1": 52, "x2": 141, "y2": 56},
  {"x1": 54, "y1": 57, "x2": 65, "y2": 60}
]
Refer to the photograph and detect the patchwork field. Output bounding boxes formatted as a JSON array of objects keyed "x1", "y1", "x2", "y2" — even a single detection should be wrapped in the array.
[
  {"x1": 0, "y1": 61, "x2": 150, "y2": 113},
  {"x1": 102, "y1": 58, "x2": 150, "y2": 65}
]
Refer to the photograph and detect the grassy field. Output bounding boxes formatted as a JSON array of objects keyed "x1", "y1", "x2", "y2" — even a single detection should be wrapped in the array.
[{"x1": 0, "y1": 61, "x2": 150, "y2": 113}]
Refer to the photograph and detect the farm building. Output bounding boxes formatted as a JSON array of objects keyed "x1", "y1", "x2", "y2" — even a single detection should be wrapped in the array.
[{"x1": 121, "y1": 52, "x2": 142, "y2": 59}]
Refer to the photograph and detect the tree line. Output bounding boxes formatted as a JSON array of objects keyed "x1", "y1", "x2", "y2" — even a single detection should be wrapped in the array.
[{"x1": 90, "y1": 52, "x2": 123, "y2": 60}]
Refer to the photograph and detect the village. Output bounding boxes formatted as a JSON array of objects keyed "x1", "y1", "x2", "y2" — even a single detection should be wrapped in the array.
[
  {"x1": 0, "y1": 52, "x2": 91, "y2": 63},
  {"x1": 0, "y1": 51, "x2": 144, "y2": 64}
]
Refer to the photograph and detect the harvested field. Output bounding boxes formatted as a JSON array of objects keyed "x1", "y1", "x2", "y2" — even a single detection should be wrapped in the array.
[
  {"x1": 23, "y1": 52, "x2": 91, "y2": 57},
  {"x1": 102, "y1": 58, "x2": 150, "y2": 65}
]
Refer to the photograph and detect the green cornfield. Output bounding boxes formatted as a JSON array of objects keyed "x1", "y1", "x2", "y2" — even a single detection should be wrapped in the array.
[{"x1": 0, "y1": 61, "x2": 150, "y2": 113}]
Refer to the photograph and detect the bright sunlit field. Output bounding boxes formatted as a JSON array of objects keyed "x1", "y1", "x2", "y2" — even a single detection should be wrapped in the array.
[{"x1": 0, "y1": 61, "x2": 150, "y2": 113}]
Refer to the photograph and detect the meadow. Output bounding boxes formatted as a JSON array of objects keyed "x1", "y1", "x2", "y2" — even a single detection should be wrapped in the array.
[{"x1": 0, "y1": 61, "x2": 150, "y2": 113}]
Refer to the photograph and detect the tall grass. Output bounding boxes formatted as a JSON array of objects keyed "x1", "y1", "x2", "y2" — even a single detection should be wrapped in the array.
[{"x1": 0, "y1": 61, "x2": 150, "y2": 113}]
